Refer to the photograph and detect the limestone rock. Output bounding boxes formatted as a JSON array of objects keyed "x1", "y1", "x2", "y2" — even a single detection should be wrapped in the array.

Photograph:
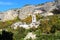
[
  {"x1": 19, "y1": 5, "x2": 35, "y2": 20},
  {"x1": 0, "y1": 2, "x2": 58, "y2": 22},
  {"x1": 0, "y1": 10, "x2": 18, "y2": 22},
  {"x1": 54, "y1": 0, "x2": 60, "y2": 9}
]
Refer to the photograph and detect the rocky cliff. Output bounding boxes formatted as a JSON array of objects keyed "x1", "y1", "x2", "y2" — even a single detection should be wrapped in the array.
[
  {"x1": 54, "y1": 0, "x2": 60, "y2": 9},
  {"x1": 0, "y1": 1, "x2": 59, "y2": 22}
]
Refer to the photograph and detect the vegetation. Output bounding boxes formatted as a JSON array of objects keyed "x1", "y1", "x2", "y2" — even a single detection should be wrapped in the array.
[
  {"x1": 36, "y1": 14, "x2": 42, "y2": 21},
  {"x1": 0, "y1": 17, "x2": 21, "y2": 29},
  {"x1": 0, "y1": 10, "x2": 60, "y2": 40},
  {"x1": 22, "y1": 15, "x2": 32, "y2": 24},
  {"x1": 0, "y1": 30, "x2": 13, "y2": 40}
]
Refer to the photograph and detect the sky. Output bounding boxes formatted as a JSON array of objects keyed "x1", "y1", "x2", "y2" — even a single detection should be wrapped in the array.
[{"x1": 0, "y1": 0, "x2": 54, "y2": 12}]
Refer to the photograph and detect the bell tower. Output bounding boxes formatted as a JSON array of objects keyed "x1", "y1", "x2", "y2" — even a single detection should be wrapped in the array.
[{"x1": 32, "y1": 14, "x2": 36, "y2": 23}]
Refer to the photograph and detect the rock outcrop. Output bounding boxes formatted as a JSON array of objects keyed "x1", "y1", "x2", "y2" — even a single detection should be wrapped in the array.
[
  {"x1": 19, "y1": 5, "x2": 35, "y2": 20},
  {"x1": 0, "y1": 1, "x2": 59, "y2": 22},
  {"x1": 18, "y1": 2, "x2": 55, "y2": 20},
  {"x1": 0, "y1": 10, "x2": 18, "y2": 22},
  {"x1": 54, "y1": 0, "x2": 60, "y2": 9}
]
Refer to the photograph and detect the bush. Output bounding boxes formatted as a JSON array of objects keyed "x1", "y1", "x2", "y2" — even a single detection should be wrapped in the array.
[
  {"x1": 50, "y1": 25, "x2": 56, "y2": 34},
  {"x1": 0, "y1": 30, "x2": 13, "y2": 40},
  {"x1": 22, "y1": 15, "x2": 32, "y2": 24}
]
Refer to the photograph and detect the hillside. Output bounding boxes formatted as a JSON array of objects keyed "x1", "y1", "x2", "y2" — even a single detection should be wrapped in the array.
[{"x1": 0, "y1": 0, "x2": 60, "y2": 40}]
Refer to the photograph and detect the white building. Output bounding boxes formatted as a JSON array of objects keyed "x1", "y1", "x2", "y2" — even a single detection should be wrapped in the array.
[
  {"x1": 29, "y1": 14, "x2": 39, "y2": 28},
  {"x1": 11, "y1": 13, "x2": 40, "y2": 29},
  {"x1": 11, "y1": 22, "x2": 30, "y2": 29},
  {"x1": 32, "y1": 14, "x2": 36, "y2": 24}
]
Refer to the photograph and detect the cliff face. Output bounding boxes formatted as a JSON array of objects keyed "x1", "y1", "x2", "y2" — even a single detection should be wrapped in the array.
[
  {"x1": 55, "y1": 0, "x2": 60, "y2": 9},
  {"x1": 18, "y1": 2, "x2": 55, "y2": 19},
  {"x1": 4, "y1": 10, "x2": 18, "y2": 21},
  {"x1": 19, "y1": 5, "x2": 35, "y2": 20},
  {"x1": 0, "y1": 1, "x2": 59, "y2": 22},
  {"x1": 0, "y1": 10, "x2": 18, "y2": 22}
]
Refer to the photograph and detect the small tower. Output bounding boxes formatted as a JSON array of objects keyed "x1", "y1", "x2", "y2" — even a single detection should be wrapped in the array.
[
  {"x1": 31, "y1": 14, "x2": 36, "y2": 27},
  {"x1": 32, "y1": 14, "x2": 36, "y2": 23}
]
